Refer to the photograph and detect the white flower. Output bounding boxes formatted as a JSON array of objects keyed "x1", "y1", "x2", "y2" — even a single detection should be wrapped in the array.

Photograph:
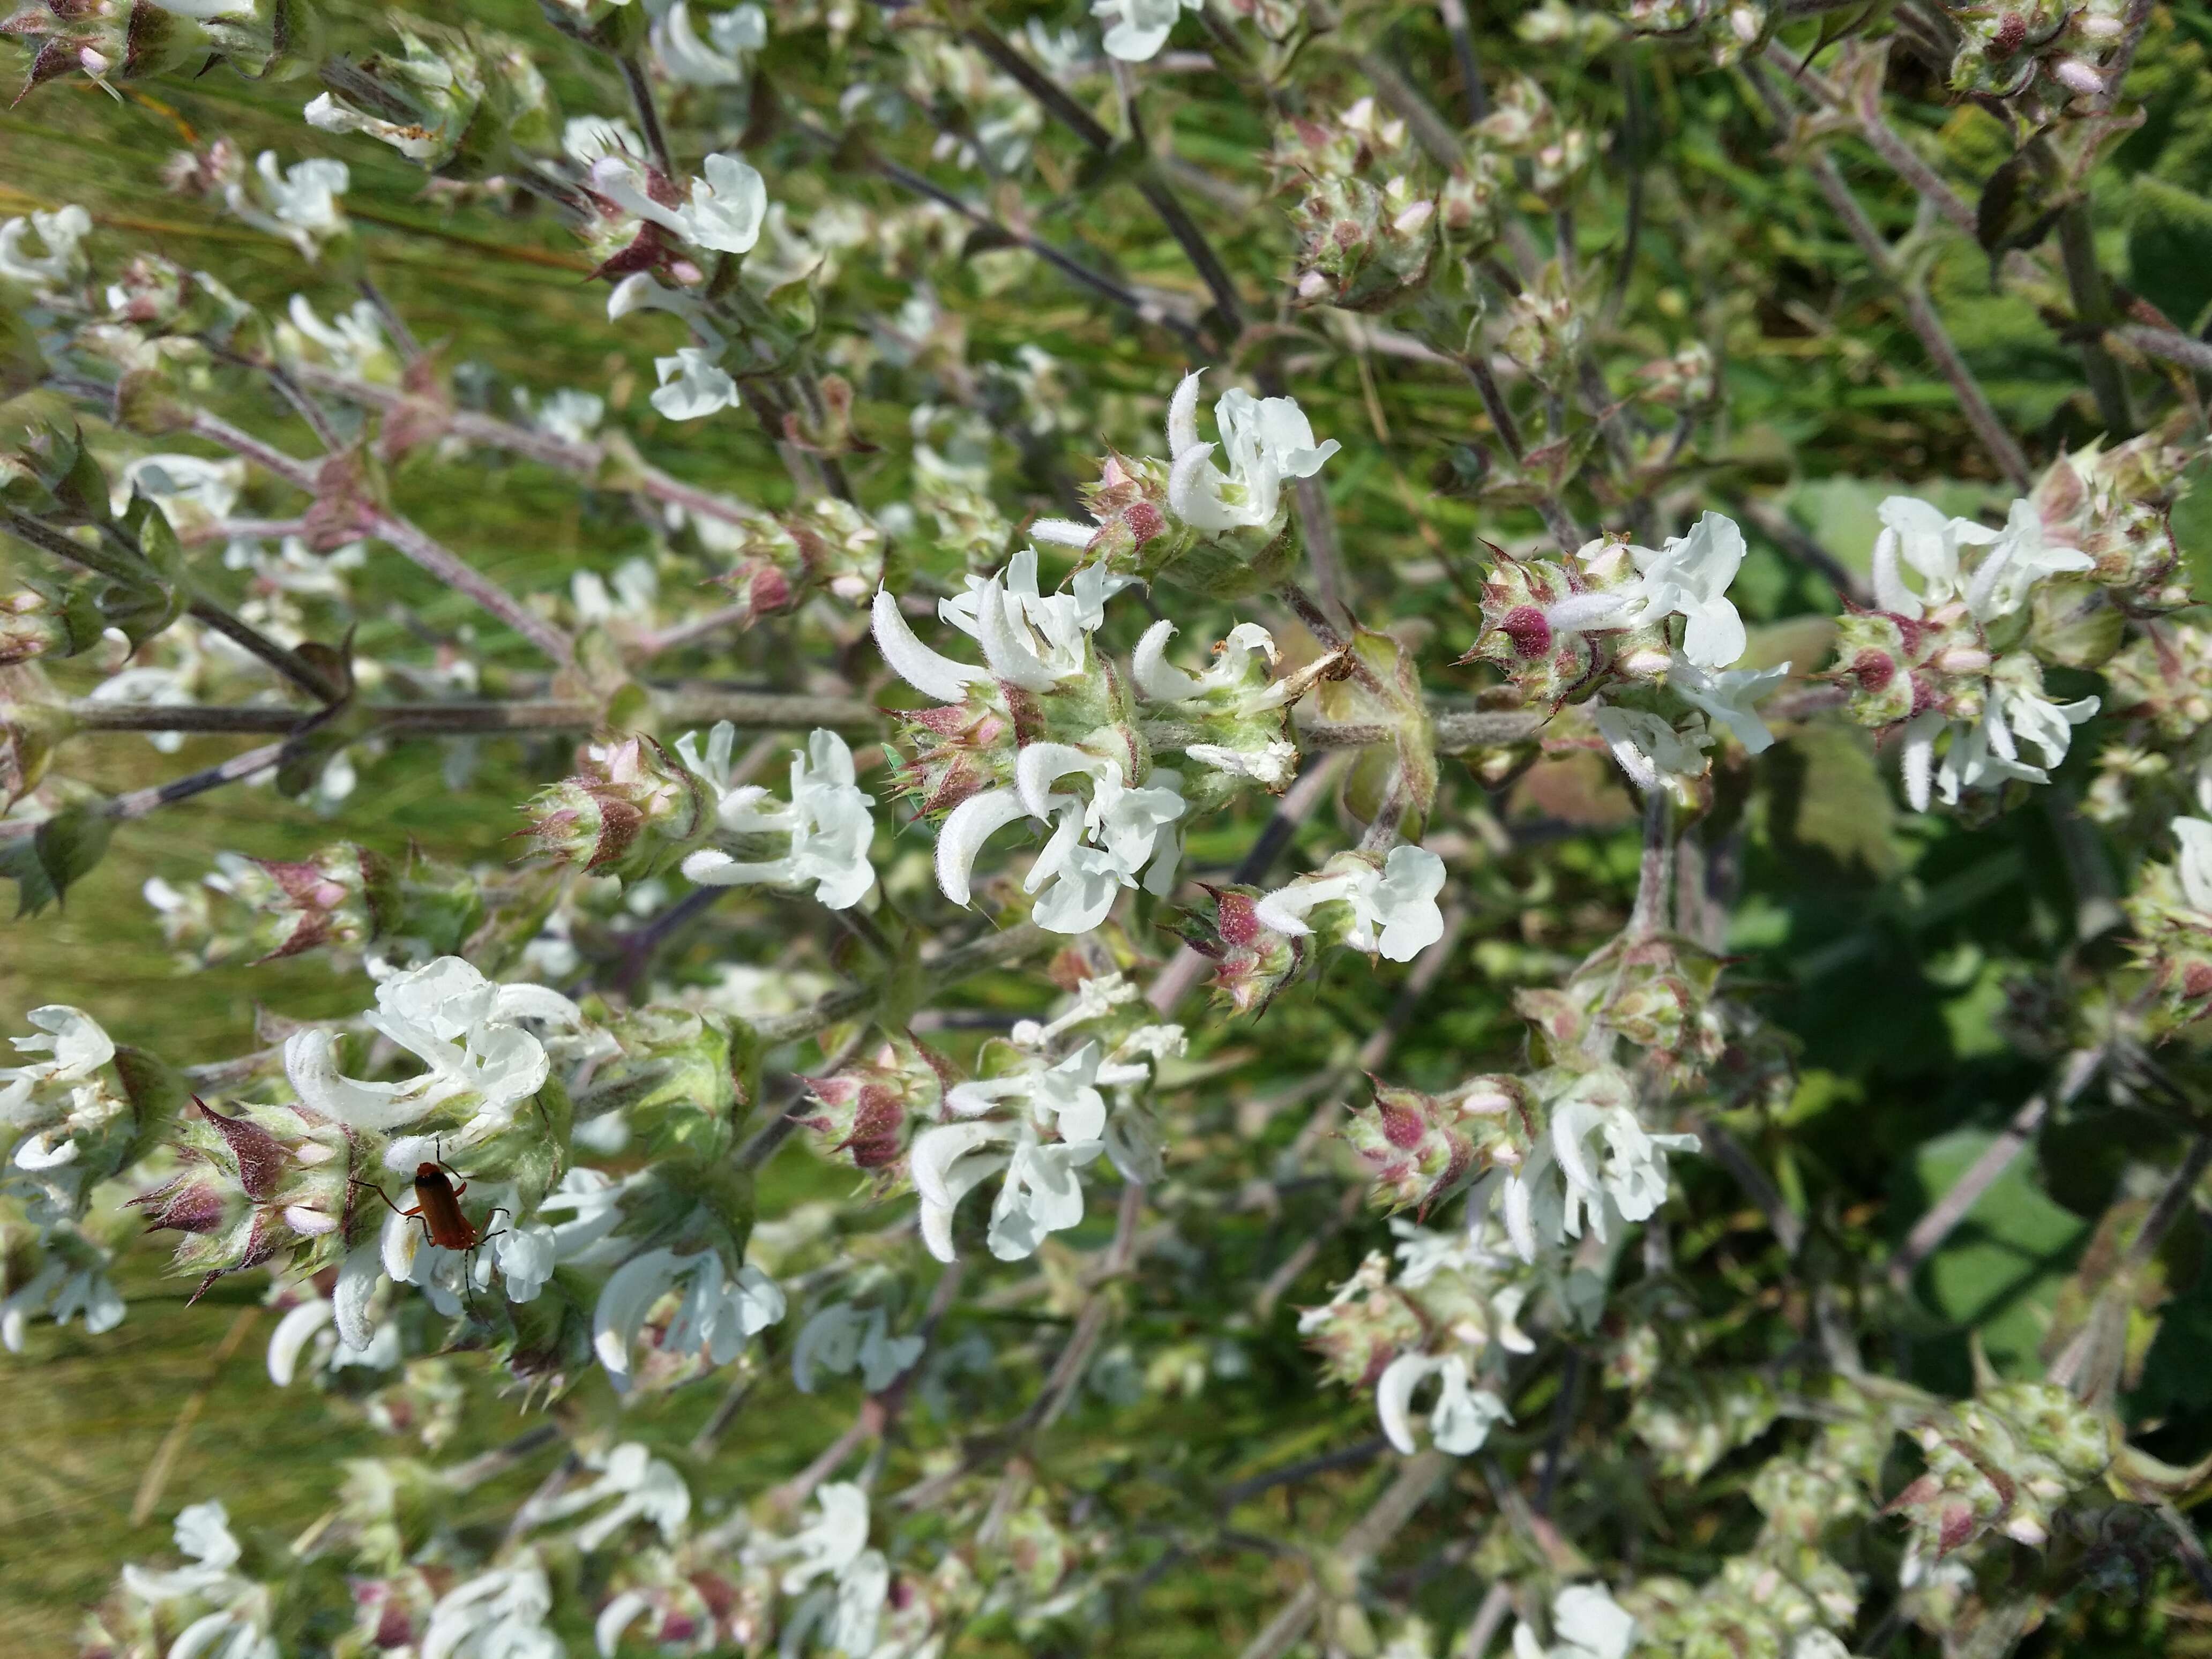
[
  {"x1": 654, "y1": 0, "x2": 765, "y2": 84},
  {"x1": 988, "y1": 1125, "x2": 1105, "y2": 1260},
  {"x1": 121, "y1": 453, "x2": 245, "y2": 530},
  {"x1": 1870, "y1": 496, "x2": 2000, "y2": 621},
  {"x1": 122, "y1": 1500, "x2": 244, "y2": 1603},
  {"x1": 1376, "y1": 1350, "x2": 1512, "y2": 1456},
  {"x1": 494, "y1": 1222, "x2": 561, "y2": 1303},
  {"x1": 423, "y1": 1559, "x2": 561, "y2": 1659},
  {"x1": 1550, "y1": 1074, "x2": 1699, "y2": 1242},
  {"x1": 651, "y1": 347, "x2": 740, "y2": 421},
  {"x1": 825, "y1": 1549, "x2": 890, "y2": 1656},
  {"x1": 1164, "y1": 370, "x2": 1340, "y2": 533},
  {"x1": 1550, "y1": 513, "x2": 1748, "y2": 670},
  {"x1": 1254, "y1": 845, "x2": 1447, "y2": 963},
  {"x1": 283, "y1": 957, "x2": 580, "y2": 1138},
  {"x1": 1962, "y1": 498, "x2": 2094, "y2": 622},
  {"x1": 281, "y1": 294, "x2": 392, "y2": 378},
  {"x1": 1592, "y1": 706, "x2": 1712, "y2": 796},
  {"x1": 1185, "y1": 739, "x2": 1301, "y2": 787},
  {"x1": 0, "y1": 1247, "x2": 125, "y2": 1352},
  {"x1": 525, "y1": 388, "x2": 606, "y2": 445},
  {"x1": 872, "y1": 549, "x2": 1130, "y2": 701},
  {"x1": 1012, "y1": 971, "x2": 1138, "y2": 1050},
  {"x1": 1669, "y1": 654, "x2": 1788, "y2": 755},
  {"x1": 608, "y1": 271, "x2": 728, "y2": 350},
  {"x1": 0, "y1": 1004, "x2": 114, "y2": 1122},
  {"x1": 1907, "y1": 671, "x2": 2099, "y2": 811},
  {"x1": 534, "y1": 1443, "x2": 690, "y2": 1551},
  {"x1": 1093, "y1": 0, "x2": 1200, "y2": 60},
  {"x1": 2176, "y1": 817, "x2": 2212, "y2": 914},
  {"x1": 1132, "y1": 618, "x2": 1280, "y2": 703},
  {"x1": 0, "y1": 203, "x2": 92, "y2": 288},
  {"x1": 591, "y1": 151, "x2": 767, "y2": 256},
  {"x1": 305, "y1": 92, "x2": 452, "y2": 163},
  {"x1": 1510, "y1": 1584, "x2": 1636, "y2": 1659},
  {"x1": 679, "y1": 726, "x2": 877, "y2": 910},
  {"x1": 910, "y1": 1119, "x2": 1103, "y2": 1262},
  {"x1": 746, "y1": 1482, "x2": 871, "y2": 1593},
  {"x1": 948, "y1": 1039, "x2": 1145, "y2": 1143},
  {"x1": 1012, "y1": 750, "x2": 1187, "y2": 933},
  {"x1": 226, "y1": 152, "x2": 348, "y2": 257},
  {"x1": 592, "y1": 1247, "x2": 784, "y2": 1389},
  {"x1": 791, "y1": 1302, "x2": 924, "y2": 1392}
]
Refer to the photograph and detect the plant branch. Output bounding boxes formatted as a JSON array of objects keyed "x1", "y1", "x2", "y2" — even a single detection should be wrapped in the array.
[{"x1": 962, "y1": 22, "x2": 1245, "y2": 338}]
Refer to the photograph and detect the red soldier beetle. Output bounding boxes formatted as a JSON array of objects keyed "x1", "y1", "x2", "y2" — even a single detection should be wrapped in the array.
[{"x1": 350, "y1": 1141, "x2": 511, "y2": 1308}]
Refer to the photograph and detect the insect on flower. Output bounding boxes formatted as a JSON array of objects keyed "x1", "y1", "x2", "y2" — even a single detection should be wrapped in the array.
[{"x1": 350, "y1": 1141, "x2": 511, "y2": 1310}]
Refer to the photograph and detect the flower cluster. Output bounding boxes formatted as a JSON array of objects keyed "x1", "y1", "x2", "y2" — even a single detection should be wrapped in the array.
[{"x1": 876, "y1": 540, "x2": 1312, "y2": 935}]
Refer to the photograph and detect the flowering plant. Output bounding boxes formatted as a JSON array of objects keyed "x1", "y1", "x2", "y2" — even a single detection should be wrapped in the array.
[{"x1": 4, "y1": 3, "x2": 2212, "y2": 1657}]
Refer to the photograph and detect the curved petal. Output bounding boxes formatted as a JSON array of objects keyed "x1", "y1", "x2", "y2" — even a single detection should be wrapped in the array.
[
  {"x1": 1167, "y1": 368, "x2": 1204, "y2": 458},
  {"x1": 1167, "y1": 442, "x2": 1239, "y2": 533},
  {"x1": 1870, "y1": 525, "x2": 1921, "y2": 619},
  {"x1": 333, "y1": 1239, "x2": 384, "y2": 1352},
  {"x1": 935, "y1": 788, "x2": 1030, "y2": 906},
  {"x1": 975, "y1": 576, "x2": 1062, "y2": 691},
  {"x1": 595, "y1": 1590, "x2": 652, "y2": 1659},
  {"x1": 871, "y1": 589, "x2": 979, "y2": 703},
  {"x1": 282, "y1": 1029, "x2": 423, "y2": 1130},
  {"x1": 1015, "y1": 742, "x2": 1107, "y2": 819},
  {"x1": 1374, "y1": 1351, "x2": 1437, "y2": 1455},
  {"x1": 593, "y1": 1249, "x2": 681, "y2": 1384},
  {"x1": 1028, "y1": 517, "x2": 1098, "y2": 549},
  {"x1": 1132, "y1": 618, "x2": 1206, "y2": 701},
  {"x1": 267, "y1": 1298, "x2": 334, "y2": 1386}
]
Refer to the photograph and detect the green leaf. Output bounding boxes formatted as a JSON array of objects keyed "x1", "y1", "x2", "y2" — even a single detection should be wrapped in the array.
[
  {"x1": 0, "y1": 804, "x2": 114, "y2": 916},
  {"x1": 1763, "y1": 722, "x2": 1907, "y2": 881},
  {"x1": 2127, "y1": 176, "x2": 2212, "y2": 332},
  {"x1": 2173, "y1": 455, "x2": 2212, "y2": 604},
  {"x1": 1909, "y1": 1126, "x2": 2088, "y2": 1378}
]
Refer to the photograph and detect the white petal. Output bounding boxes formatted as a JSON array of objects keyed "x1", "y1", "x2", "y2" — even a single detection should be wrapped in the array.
[
  {"x1": 1015, "y1": 742, "x2": 1107, "y2": 819},
  {"x1": 871, "y1": 589, "x2": 978, "y2": 703},
  {"x1": 1132, "y1": 618, "x2": 1206, "y2": 701},
  {"x1": 935, "y1": 788, "x2": 1030, "y2": 906},
  {"x1": 1028, "y1": 517, "x2": 1098, "y2": 549},
  {"x1": 595, "y1": 1590, "x2": 652, "y2": 1659},
  {"x1": 1167, "y1": 369, "x2": 1204, "y2": 458},
  {"x1": 267, "y1": 1299, "x2": 334, "y2": 1386},
  {"x1": 975, "y1": 577, "x2": 1062, "y2": 691},
  {"x1": 1167, "y1": 442, "x2": 1239, "y2": 533},
  {"x1": 333, "y1": 1240, "x2": 384, "y2": 1352},
  {"x1": 1374, "y1": 1351, "x2": 1434, "y2": 1455},
  {"x1": 282, "y1": 1029, "x2": 422, "y2": 1130}
]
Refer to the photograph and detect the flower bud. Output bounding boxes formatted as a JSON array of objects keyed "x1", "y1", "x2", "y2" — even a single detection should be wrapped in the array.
[
  {"x1": 1298, "y1": 1252, "x2": 1423, "y2": 1389},
  {"x1": 0, "y1": 586, "x2": 96, "y2": 666},
  {"x1": 1460, "y1": 550, "x2": 1603, "y2": 707},
  {"x1": 1078, "y1": 452, "x2": 1183, "y2": 581},
  {"x1": 1287, "y1": 175, "x2": 1437, "y2": 314},
  {"x1": 2104, "y1": 623, "x2": 2212, "y2": 743},
  {"x1": 1346, "y1": 1075, "x2": 1536, "y2": 1216},
  {"x1": 1171, "y1": 884, "x2": 1308, "y2": 1016},
  {"x1": 519, "y1": 734, "x2": 716, "y2": 883},
  {"x1": 796, "y1": 1032, "x2": 955, "y2": 1195},
  {"x1": 707, "y1": 497, "x2": 885, "y2": 625}
]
